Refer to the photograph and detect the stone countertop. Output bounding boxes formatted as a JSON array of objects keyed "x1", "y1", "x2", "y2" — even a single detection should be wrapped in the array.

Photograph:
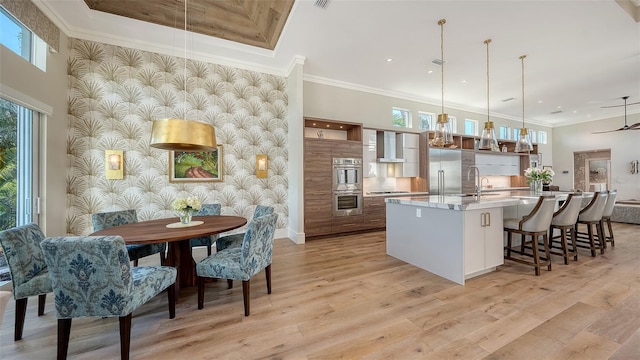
[
  {"x1": 385, "y1": 191, "x2": 572, "y2": 211},
  {"x1": 364, "y1": 191, "x2": 429, "y2": 198}
]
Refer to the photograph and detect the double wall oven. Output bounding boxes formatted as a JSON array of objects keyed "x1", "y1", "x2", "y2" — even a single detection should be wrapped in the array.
[{"x1": 333, "y1": 158, "x2": 363, "y2": 216}]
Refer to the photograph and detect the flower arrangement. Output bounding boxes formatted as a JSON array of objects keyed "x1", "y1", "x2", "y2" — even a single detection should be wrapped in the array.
[
  {"x1": 524, "y1": 167, "x2": 555, "y2": 183},
  {"x1": 172, "y1": 196, "x2": 202, "y2": 214}
]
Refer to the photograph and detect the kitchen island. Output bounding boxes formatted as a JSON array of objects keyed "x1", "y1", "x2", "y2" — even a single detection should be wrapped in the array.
[{"x1": 385, "y1": 192, "x2": 568, "y2": 285}]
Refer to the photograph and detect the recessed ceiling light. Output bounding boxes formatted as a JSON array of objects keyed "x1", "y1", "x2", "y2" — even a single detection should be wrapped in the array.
[
  {"x1": 386, "y1": 58, "x2": 393, "y2": 62},
  {"x1": 427, "y1": 70, "x2": 433, "y2": 74},
  {"x1": 538, "y1": 100, "x2": 543, "y2": 103},
  {"x1": 573, "y1": 110, "x2": 577, "y2": 114},
  {"x1": 557, "y1": 106, "x2": 562, "y2": 109},
  {"x1": 461, "y1": 80, "x2": 467, "y2": 83},
  {"x1": 312, "y1": 123, "x2": 316, "y2": 126},
  {"x1": 326, "y1": 125, "x2": 330, "y2": 127}
]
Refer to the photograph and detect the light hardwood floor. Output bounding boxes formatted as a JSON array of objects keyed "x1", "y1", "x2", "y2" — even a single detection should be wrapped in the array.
[{"x1": 1, "y1": 223, "x2": 638, "y2": 359}]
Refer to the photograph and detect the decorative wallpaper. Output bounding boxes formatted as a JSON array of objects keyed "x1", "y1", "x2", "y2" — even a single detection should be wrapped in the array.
[
  {"x1": 573, "y1": 150, "x2": 610, "y2": 192},
  {"x1": 67, "y1": 39, "x2": 288, "y2": 235}
]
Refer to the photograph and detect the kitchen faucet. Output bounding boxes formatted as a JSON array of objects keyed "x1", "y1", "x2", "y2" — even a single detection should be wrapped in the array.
[{"x1": 467, "y1": 166, "x2": 481, "y2": 198}]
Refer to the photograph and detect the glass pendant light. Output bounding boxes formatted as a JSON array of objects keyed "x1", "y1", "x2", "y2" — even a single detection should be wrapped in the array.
[
  {"x1": 150, "y1": 0, "x2": 217, "y2": 152},
  {"x1": 515, "y1": 54, "x2": 533, "y2": 153},
  {"x1": 479, "y1": 38, "x2": 499, "y2": 151},
  {"x1": 431, "y1": 18, "x2": 453, "y2": 148}
]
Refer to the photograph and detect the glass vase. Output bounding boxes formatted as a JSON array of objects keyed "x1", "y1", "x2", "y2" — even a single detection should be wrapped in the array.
[
  {"x1": 531, "y1": 180, "x2": 543, "y2": 194},
  {"x1": 180, "y1": 211, "x2": 192, "y2": 224}
]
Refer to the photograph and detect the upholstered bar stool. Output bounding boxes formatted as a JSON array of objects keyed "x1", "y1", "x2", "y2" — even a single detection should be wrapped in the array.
[
  {"x1": 548, "y1": 193, "x2": 583, "y2": 264},
  {"x1": 504, "y1": 196, "x2": 556, "y2": 276},
  {"x1": 600, "y1": 190, "x2": 617, "y2": 247},
  {"x1": 574, "y1": 191, "x2": 608, "y2": 257}
]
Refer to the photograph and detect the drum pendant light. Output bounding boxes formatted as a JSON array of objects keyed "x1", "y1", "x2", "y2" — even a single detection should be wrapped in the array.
[
  {"x1": 478, "y1": 39, "x2": 499, "y2": 151},
  {"x1": 515, "y1": 54, "x2": 533, "y2": 153},
  {"x1": 431, "y1": 19, "x2": 454, "y2": 148},
  {"x1": 150, "y1": 0, "x2": 217, "y2": 152}
]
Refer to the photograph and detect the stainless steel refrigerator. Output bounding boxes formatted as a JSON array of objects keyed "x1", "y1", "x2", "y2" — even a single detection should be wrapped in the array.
[{"x1": 429, "y1": 148, "x2": 462, "y2": 195}]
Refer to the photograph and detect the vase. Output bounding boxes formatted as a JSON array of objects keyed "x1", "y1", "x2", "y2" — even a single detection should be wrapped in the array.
[
  {"x1": 179, "y1": 211, "x2": 192, "y2": 224},
  {"x1": 531, "y1": 180, "x2": 543, "y2": 194}
]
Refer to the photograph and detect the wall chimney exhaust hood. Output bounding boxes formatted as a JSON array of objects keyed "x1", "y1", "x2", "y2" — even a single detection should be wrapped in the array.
[{"x1": 376, "y1": 131, "x2": 406, "y2": 163}]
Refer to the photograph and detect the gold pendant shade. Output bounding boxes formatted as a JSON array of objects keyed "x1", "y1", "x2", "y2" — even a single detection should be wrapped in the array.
[{"x1": 150, "y1": 119, "x2": 217, "y2": 152}]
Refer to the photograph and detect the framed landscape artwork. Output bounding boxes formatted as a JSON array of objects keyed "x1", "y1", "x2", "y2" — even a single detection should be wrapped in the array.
[{"x1": 169, "y1": 145, "x2": 223, "y2": 182}]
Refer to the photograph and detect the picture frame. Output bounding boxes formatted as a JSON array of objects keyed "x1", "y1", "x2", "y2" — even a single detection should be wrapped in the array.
[{"x1": 169, "y1": 145, "x2": 223, "y2": 182}]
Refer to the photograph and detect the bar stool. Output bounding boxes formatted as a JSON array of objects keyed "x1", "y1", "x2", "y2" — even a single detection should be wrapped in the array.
[
  {"x1": 573, "y1": 191, "x2": 608, "y2": 257},
  {"x1": 600, "y1": 190, "x2": 617, "y2": 247},
  {"x1": 504, "y1": 196, "x2": 556, "y2": 276},
  {"x1": 548, "y1": 193, "x2": 583, "y2": 264}
]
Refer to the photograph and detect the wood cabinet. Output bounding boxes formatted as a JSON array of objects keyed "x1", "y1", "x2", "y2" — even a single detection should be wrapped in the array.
[
  {"x1": 303, "y1": 117, "x2": 363, "y2": 238},
  {"x1": 363, "y1": 196, "x2": 386, "y2": 230},
  {"x1": 463, "y1": 208, "x2": 504, "y2": 277}
]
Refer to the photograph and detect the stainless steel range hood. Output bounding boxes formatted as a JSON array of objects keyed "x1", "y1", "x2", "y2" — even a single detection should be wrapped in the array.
[{"x1": 376, "y1": 131, "x2": 406, "y2": 163}]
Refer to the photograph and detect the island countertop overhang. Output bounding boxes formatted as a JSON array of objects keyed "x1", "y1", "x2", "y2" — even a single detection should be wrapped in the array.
[{"x1": 385, "y1": 191, "x2": 572, "y2": 211}]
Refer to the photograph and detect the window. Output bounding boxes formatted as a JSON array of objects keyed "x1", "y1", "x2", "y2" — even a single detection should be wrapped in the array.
[
  {"x1": 538, "y1": 130, "x2": 548, "y2": 144},
  {"x1": 499, "y1": 126, "x2": 511, "y2": 140},
  {"x1": 0, "y1": 7, "x2": 47, "y2": 71},
  {"x1": 464, "y1": 119, "x2": 478, "y2": 136},
  {"x1": 418, "y1": 111, "x2": 434, "y2": 130},
  {"x1": 529, "y1": 130, "x2": 537, "y2": 144},
  {"x1": 392, "y1": 107, "x2": 411, "y2": 128},
  {"x1": 448, "y1": 116, "x2": 457, "y2": 134},
  {"x1": 513, "y1": 128, "x2": 520, "y2": 140}
]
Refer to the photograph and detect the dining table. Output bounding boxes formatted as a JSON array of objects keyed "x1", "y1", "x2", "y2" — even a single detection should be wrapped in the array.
[{"x1": 90, "y1": 215, "x2": 247, "y2": 293}]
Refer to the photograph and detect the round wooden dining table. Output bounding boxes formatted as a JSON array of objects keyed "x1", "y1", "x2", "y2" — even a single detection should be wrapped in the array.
[{"x1": 90, "y1": 215, "x2": 247, "y2": 293}]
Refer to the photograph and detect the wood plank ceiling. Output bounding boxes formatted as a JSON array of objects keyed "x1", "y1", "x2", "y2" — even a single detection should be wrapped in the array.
[{"x1": 83, "y1": 0, "x2": 296, "y2": 50}]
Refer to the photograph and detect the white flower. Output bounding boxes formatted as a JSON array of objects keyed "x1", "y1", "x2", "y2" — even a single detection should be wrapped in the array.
[
  {"x1": 171, "y1": 196, "x2": 202, "y2": 213},
  {"x1": 524, "y1": 167, "x2": 554, "y2": 183}
]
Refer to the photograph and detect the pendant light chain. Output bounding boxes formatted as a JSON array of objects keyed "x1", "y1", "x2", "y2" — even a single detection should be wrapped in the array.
[
  {"x1": 520, "y1": 54, "x2": 526, "y2": 129},
  {"x1": 485, "y1": 39, "x2": 491, "y2": 123}
]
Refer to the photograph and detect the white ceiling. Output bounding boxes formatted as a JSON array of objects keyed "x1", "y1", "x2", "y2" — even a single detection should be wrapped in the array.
[{"x1": 37, "y1": 0, "x2": 640, "y2": 128}]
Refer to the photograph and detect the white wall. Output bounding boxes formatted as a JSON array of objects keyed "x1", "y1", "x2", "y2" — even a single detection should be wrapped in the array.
[
  {"x1": 552, "y1": 114, "x2": 640, "y2": 200},
  {"x1": 0, "y1": 37, "x2": 68, "y2": 236}
]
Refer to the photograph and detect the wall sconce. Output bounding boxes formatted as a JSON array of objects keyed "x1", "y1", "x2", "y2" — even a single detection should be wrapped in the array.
[
  {"x1": 105, "y1": 150, "x2": 124, "y2": 179},
  {"x1": 256, "y1": 154, "x2": 268, "y2": 178}
]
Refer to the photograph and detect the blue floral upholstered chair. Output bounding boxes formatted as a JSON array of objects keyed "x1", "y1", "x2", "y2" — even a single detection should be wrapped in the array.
[
  {"x1": 189, "y1": 203, "x2": 221, "y2": 256},
  {"x1": 196, "y1": 212, "x2": 278, "y2": 316},
  {"x1": 40, "y1": 235, "x2": 177, "y2": 360},
  {"x1": 215, "y1": 205, "x2": 274, "y2": 252},
  {"x1": 0, "y1": 223, "x2": 53, "y2": 340},
  {"x1": 92, "y1": 210, "x2": 166, "y2": 266}
]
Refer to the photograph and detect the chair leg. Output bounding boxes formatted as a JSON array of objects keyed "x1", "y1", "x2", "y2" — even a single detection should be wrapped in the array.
[
  {"x1": 119, "y1": 314, "x2": 132, "y2": 360},
  {"x1": 606, "y1": 218, "x2": 615, "y2": 247},
  {"x1": 197, "y1": 276, "x2": 205, "y2": 310},
  {"x1": 506, "y1": 231, "x2": 513, "y2": 258},
  {"x1": 207, "y1": 244, "x2": 212, "y2": 256},
  {"x1": 167, "y1": 283, "x2": 176, "y2": 319},
  {"x1": 38, "y1": 294, "x2": 46, "y2": 316},
  {"x1": 531, "y1": 234, "x2": 540, "y2": 276},
  {"x1": 15, "y1": 298, "x2": 27, "y2": 341},
  {"x1": 543, "y1": 234, "x2": 552, "y2": 271},
  {"x1": 242, "y1": 280, "x2": 250, "y2": 316},
  {"x1": 597, "y1": 221, "x2": 606, "y2": 254},
  {"x1": 560, "y1": 228, "x2": 569, "y2": 265},
  {"x1": 587, "y1": 224, "x2": 596, "y2": 257},
  {"x1": 57, "y1": 318, "x2": 72, "y2": 360},
  {"x1": 227, "y1": 279, "x2": 233, "y2": 289},
  {"x1": 133, "y1": 259, "x2": 139, "y2": 267},
  {"x1": 569, "y1": 227, "x2": 578, "y2": 261},
  {"x1": 266, "y1": 264, "x2": 272, "y2": 294},
  {"x1": 159, "y1": 251, "x2": 165, "y2": 266}
]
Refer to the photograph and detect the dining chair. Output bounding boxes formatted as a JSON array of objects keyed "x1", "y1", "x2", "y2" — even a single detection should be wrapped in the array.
[
  {"x1": 196, "y1": 212, "x2": 278, "y2": 316},
  {"x1": 92, "y1": 210, "x2": 166, "y2": 266},
  {"x1": 574, "y1": 191, "x2": 608, "y2": 257},
  {"x1": 600, "y1": 190, "x2": 617, "y2": 247},
  {"x1": 0, "y1": 223, "x2": 53, "y2": 341},
  {"x1": 548, "y1": 193, "x2": 583, "y2": 264},
  {"x1": 189, "y1": 203, "x2": 221, "y2": 256},
  {"x1": 215, "y1": 205, "x2": 274, "y2": 252},
  {"x1": 40, "y1": 235, "x2": 177, "y2": 360},
  {"x1": 504, "y1": 196, "x2": 556, "y2": 275}
]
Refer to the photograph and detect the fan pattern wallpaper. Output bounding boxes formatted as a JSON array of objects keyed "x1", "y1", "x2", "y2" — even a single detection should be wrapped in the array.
[{"x1": 67, "y1": 38, "x2": 289, "y2": 235}]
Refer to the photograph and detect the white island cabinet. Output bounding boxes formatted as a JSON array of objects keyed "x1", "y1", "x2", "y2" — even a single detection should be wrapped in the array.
[{"x1": 385, "y1": 194, "x2": 547, "y2": 285}]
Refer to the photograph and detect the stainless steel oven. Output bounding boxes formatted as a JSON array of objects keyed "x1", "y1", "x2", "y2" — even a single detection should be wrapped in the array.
[
  {"x1": 333, "y1": 158, "x2": 363, "y2": 191},
  {"x1": 333, "y1": 190, "x2": 363, "y2": 216}
]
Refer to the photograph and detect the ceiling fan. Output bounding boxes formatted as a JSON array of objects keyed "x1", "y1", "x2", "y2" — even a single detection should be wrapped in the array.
[{"x1": 592, "y1": 96, "x2": 640, "y2": 133}]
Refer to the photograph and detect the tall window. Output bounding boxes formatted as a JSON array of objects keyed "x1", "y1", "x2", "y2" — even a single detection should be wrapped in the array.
[
  {"x1": 0, "y1": 98, "x2": 39, "y2": 229},
  {"x1": 499, "y1": 126, "x2": 511, "y2": 139},
  {"x1": 464, "y1": 119, "x2": 478, "y2": 136},
  {"x1": 418, "y1": 111, "x2": 434, "y2": 130},
  {"x1": 513, "y1": 128, "x2": 520, "y2": 140},
  {"x1": 538, "y1": 130, "x2": 548, "y2": 144},
  {"x1": 448, "y1": 116, "x2": 458, "y2": 134},
  {"x1": 392, "y1": 107, "x2": 411, "y2": 128},
  {"x1": 0, "y1": 7, "x2": 47, "y2": 71},
  {"x1": 529, "y1": 130, "x2": 537, "y2": 143}
]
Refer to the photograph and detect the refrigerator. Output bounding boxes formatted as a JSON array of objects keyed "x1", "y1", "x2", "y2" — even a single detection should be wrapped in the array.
[{"x1": 429, "y1": 148, "x2": 463, "y2": 195}]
